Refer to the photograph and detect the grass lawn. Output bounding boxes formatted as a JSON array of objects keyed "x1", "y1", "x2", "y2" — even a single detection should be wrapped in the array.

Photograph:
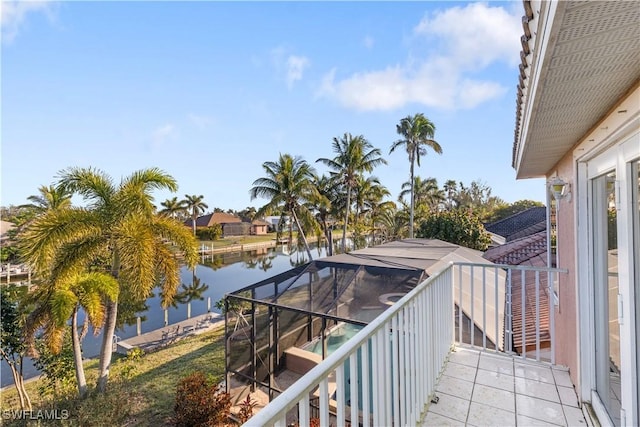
[
  {"x1": 202, "y1": 233, "x2": 278, "y2": 248},
  {"x1": 1, "y1": 327, "x2": 226, "y2": 426}
]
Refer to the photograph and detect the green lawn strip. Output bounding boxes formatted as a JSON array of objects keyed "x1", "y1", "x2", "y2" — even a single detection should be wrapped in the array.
[{"x1": 1, "y1": 327, "x2": 226, "y2": 426}]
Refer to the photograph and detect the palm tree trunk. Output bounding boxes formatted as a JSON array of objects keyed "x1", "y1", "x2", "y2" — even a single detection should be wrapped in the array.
[
  {"x1": 409, "y1": 159, "x2": 415, "y2": 239},
  {"x1": 71, "y1": 306, "x2": 88, "y2": 398},
  {"x1": 343, "y1": 187, "x2": 351, "y2": 252},
  {"x1": 291, "y1": 210, "x2": 313, "y2": 260},
  {"x1": 191, "y1": 211, "x2": 197, "y2": 236},
  {"x1": 322, "y1": 217, "x2": 333, "y2": 256},
  {"x1": 97, "y1": 300, "x2": 117, "y2": 392}
]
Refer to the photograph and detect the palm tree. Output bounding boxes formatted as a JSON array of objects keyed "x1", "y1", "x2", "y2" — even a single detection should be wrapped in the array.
[
  {"x1": 159, "y1": 197, "x2": 187, "y2": 219},
  {"x1": 20, "y1": 185, "x2": 72, "y2": 214},
  {"x1": 183, "y1": 195, "x2": 208, "y2": 236},
  {"x1": 307, "y1": 174, "x2": 338, "y2": 256},
  {"x1": 250, "y1": 154, "x2": 317, "y2": 260},
  {"x1": 399, "y1": 176, "x2": 444, "y2": 214},
  {"x1": 20, "y1": 167, "x2": 199, "y2": 392},
  {"x1": 443, "y1": 179, "x2": 458, "y2": 211},
  {"x1": 317, "y1": 133, "x2": 387, "y2": 251},
  {"x1": 390, "y1": 113, "x2": 442, "y2": 238},
  {"x1": 24, "y1": 272, "x2": 119, "y2": 398}
]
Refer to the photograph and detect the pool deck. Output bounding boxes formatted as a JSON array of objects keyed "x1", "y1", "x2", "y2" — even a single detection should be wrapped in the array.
[{"x1": 116, "y1": 312, "x2": 223, "y2": 354}]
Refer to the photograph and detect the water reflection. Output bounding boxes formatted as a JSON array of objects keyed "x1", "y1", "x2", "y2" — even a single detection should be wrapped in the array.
[{"x1": 1, "y1": 243, "x2": 328, "y2": 387}]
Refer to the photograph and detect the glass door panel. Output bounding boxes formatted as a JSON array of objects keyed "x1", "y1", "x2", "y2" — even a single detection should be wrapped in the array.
[{"x1": 593, "y1": 171, "x2": 621, "y2": 426}]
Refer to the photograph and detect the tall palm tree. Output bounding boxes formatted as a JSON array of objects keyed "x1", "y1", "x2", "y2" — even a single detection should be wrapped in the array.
[
  {"x1": 390, "y1": 113, "x2": 442, "y2": 238},
  {"x1": 317, "y1": 133, "x2": 387, "y2": 251},
  {"x1": 159, "y1": 197, "x2": 187, "y2": 220},
  {"x1": 250, "y1": 154, "x2": 317, "y2": 260},
  {"x1": 20, "y1": 167, "x2": 198, "y2": 392},
  {"x1": 24, "y1": 272, "x2": 119, "y2": 398},
  {"x1": 183, "y1": 195, "x2": 208, "y2": 236}
]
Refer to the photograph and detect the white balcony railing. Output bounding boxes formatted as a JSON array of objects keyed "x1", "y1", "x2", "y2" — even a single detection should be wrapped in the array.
[{"x1": 243, "y1": 262, "x2": 566, "y2": 427}]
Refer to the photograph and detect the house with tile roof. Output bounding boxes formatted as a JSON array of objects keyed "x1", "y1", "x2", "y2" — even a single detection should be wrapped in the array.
[
  {"x1": 484, "y1": 206, "x2": 546, "y2": 242},
  {"x1": 484, "y1": 231, "x2": 551, "y2": 355},
  {"x1": 185, "y1": 212, "x2": 249, "y2": 237}
]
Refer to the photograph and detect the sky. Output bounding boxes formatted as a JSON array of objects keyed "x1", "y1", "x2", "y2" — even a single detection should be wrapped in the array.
[{"x1": 1, "y1": 0, "x2": 545, "y2": 212}]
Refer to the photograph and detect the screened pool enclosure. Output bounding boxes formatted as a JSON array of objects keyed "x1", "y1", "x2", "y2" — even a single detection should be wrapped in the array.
[
  {"x1": 223, "y1": 239, "x2": 503, "y2": 407},
  {"x1": 224, "y1": 257, "x2": 425, "y2": 400}
]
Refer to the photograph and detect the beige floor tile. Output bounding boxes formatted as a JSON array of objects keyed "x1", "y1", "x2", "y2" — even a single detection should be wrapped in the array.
[
  {"x1": 436, "y1": 374, "x2": 475, "y2": 400},
  {"x1": 449, "y1": 348, "x2": 480, "y2": 368},
  {"x1": 475, "y1": 368, "x2": 515, "y2": 392},
  {"x1": 422, "y1": 411, "x2": 466, "y2": 426},
  {"x1": 515, "y1": 377, "x2": 560, "y2": 403},
  {"x1": 428, "y1": 392, "x2": 471, "y2": 423},
  {"x1": 478, "y1": 352, "x2": 515, "y2": 375},
  {"x1": 562, "y1": 405, "x2": 587, "y2": 426},
  {"x1": 467, "y1": 401, "x2": 515, "y2": 426},
  {"x1": 514, "y1": 362, "x2": 556, "y2": 384},
  {"x1": 471, "y1": 383, "x2": 515, "y2": 412},
  {"x1": 516, "y1": 394, "x2": 566, "y2": 425},
  {"x1": 551, "y1": 368, "x2": 574, "y2": 388},
  {"x1": 516, "y1": 414, "x2": 563, "y2": 426},
  {"x1": 443, "y1": 361, "x2": 478, "y2": 382},
  {"x1": 557, "y1": 386, "x2": 579, "y2": 407}
]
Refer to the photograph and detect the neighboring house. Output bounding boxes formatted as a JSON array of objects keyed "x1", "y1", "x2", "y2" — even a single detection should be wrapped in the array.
[
  {"x1": 264, "y1": 215, "x2": 293, "y2": 232},
  {"x1": 512, "y1": 1, "x2": 639, "y2": 425},
  {"x1": 250, "y1": 219, "x2": 269, "y2": 236},
  {"x1": 185, "y1": 212, "x2": 249, "y2": 237},
  {"x1": 483, "y1": 231, "x2": 551, "y2": 355},
  {"x1": 484, "y1": 207, "x2": 546, "y2": 242}
]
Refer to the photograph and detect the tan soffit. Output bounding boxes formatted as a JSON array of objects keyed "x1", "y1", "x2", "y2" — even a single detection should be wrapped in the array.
[{"x1": 514, "y1": 1, "x2": 640, "y2": 179}]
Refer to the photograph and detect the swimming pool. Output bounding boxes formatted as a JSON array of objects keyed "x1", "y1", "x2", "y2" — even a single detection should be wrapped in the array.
[
  {"x1": 303, "y1": 322, "x2": 373, "y2": 411},
  {"x1": 304, "y1": 322, "x2": 364, "y2": 356}
]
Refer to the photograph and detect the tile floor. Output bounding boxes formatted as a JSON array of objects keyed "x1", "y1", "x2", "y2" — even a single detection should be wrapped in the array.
[{"x1": 422, "y1": 347, "x2": 589, "y2": 426}]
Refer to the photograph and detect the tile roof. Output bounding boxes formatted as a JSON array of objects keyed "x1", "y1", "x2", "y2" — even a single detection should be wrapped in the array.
[
  {"x1": 483, "y1": 230, "x2": 551, "y2": 353},
  {"x1": 184, "y1": 212, "x2": 243, "y2": 228},
  {"x1": 484, "y1": 207, "x2": 546, "y2": 241}
]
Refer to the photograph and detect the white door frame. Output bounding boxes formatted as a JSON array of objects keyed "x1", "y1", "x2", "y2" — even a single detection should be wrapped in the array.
[{"x1": 577, "y1": 130, "x2": 639, "y2": 427}]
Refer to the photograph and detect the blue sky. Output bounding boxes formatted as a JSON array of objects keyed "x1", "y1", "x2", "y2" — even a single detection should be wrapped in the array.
[{"x1": 1, "y1": 1, "x2": 545, "y2": 212}]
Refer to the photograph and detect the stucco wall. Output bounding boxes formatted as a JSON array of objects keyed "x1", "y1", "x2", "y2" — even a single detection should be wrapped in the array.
[{"x1": 550, "y1": 153, "x2": 581, "y2": 398}]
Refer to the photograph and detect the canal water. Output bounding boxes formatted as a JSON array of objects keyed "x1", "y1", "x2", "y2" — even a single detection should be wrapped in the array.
[{"x1": 1, "y1": 243, "x2": 328, "y2": 388}]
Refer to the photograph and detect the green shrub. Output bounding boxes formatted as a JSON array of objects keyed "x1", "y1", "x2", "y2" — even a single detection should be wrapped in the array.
[
  {"x1": 417, "y1": 210, "x2": 491, "y2": 251},
  {"x1": 173, "y1": 371, "x2": 230, "y2": 427},
  {"x1": 196, "y1": 225, "x2": 222, "y2": 241}
]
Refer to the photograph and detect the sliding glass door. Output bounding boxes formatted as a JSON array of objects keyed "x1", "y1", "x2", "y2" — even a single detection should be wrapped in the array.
[{"x1": 592, "y1": 171, "x2": 621, "y2": 425}]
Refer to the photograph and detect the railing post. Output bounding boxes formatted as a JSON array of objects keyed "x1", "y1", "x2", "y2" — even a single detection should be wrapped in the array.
[{"x1": 506, "y1": 269, "x2": 513, "y2": 354}]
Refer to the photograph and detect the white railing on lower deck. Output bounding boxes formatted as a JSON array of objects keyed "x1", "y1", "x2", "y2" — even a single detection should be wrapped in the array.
[
  {"x1": 243, "y1": 263, "x2": 454, "y2": 427},
  {"x1": 453, "y1": 262, "x2": 566, "y2": 364},
  {"x1": 243, "y1": 261, "x2": 567, "y2": 426}
]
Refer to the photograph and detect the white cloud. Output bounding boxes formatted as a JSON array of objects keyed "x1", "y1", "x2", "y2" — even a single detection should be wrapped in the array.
[
  {"x1": 286, "y1": 55, "x2": 310, "y2": 89},
  {"x1": 316, "y1": 3, "x2": 520, "y2": 112},
  {"x1": 363, "y1": 35, "x2": 374, "y2": 50},
  {"x1": 414, "y1": 2, "x2": 521, "y2": 68},
  {"x1": 1, "y1": 0, "x2": 56, "y2": 44},
  {"x1": 270, "y1": 46, "x2": 310, "y2": 89},
  {"x1": 188, "y1": 113, "x2": 214, "y2": 130},
  {"x1": 151, "y1": 124, "x2": 176, "y2": 149}
]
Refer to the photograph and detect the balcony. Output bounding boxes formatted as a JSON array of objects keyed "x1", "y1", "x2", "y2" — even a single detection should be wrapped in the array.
[{"x1": 242, "y1": 262, "x2": 588, "y2": 426}]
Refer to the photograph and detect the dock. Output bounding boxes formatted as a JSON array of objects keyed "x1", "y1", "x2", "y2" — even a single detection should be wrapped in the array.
[{"x1": 116, "y1": 312, "x2": 224, "y2": 354}]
